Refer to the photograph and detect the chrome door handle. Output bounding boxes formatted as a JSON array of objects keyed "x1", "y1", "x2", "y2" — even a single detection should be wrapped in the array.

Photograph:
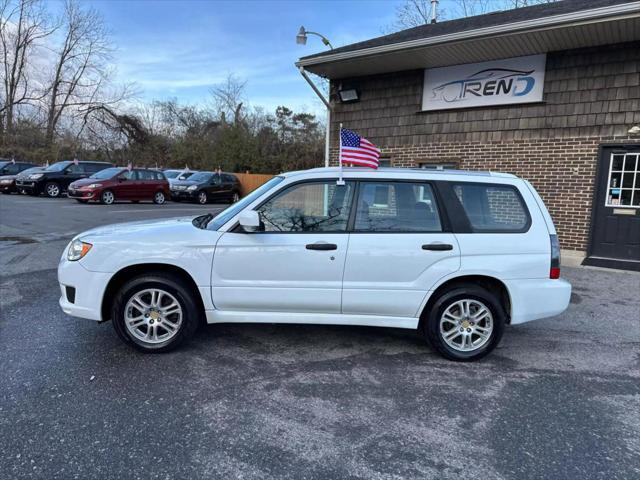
[
  {"x1": 306, "y1": 242, "x2": 337, "y2": 251},
  {"x1": 422, "y1": 243, "x2": 453, "y2": 251}
]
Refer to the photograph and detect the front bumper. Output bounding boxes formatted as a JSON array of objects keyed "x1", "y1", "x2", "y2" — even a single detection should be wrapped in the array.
[
  {"x1": 15, "y1": 180, "x2": 41, "y2": 194},
  {"x1": 68, "y1": 188, "x2": 98, "y2": 200},
  {"x1": 505, "y1": 277, "x2": 572, "y2": 324},
  {"x1": 58, "y1": 258, "x2": 112, "y2": 321},
  {"x1": 170, "y1": 189, "x2": 198, "y2": 200}
]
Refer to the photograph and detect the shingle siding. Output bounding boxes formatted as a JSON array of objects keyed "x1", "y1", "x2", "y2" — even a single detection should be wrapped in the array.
[{"x1": 330, "y1": 42, "x2": 640, "y2": 252}]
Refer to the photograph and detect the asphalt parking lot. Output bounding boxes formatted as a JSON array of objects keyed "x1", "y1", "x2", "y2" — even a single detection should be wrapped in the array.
[{"x1": 1, "y1": 193, "x2": 639, "y2": 480}]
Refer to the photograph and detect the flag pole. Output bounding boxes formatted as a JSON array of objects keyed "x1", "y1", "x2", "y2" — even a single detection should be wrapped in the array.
[{"x1": 337, "y1": 123, "x2": 345, "y2": 186}]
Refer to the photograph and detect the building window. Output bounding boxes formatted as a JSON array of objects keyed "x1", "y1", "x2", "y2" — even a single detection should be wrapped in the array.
[
  {"x1": 418, "y1": 163, "x2": 458, "y2": 170},
  {"x1": 378, "y1": 158, "x2": 391, "y2": 168},
  {"x1": 606, "y1": 153, "x2": 640, "y2": 207}
]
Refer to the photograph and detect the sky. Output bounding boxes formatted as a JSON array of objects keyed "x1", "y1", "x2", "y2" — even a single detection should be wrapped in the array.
[{"x1": 52, "y1": 0, "x2": 407, "y2": 116}]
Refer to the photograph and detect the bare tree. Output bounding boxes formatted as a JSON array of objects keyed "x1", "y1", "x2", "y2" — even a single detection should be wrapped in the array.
[
  {"x1": 0, "y1": 0, "x2": 53, "y2": 138},
  {"x1": 388, "y1": 0, "x2": 559, "y2": 30},
  {"x1": 43, "y1": 0, "x2": 125, "y2": 144},
  {"x1": 210, "y1": 73, "x2": 247, "y2": 126}
]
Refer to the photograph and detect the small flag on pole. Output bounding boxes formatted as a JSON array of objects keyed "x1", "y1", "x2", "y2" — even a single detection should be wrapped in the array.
[
  {"x1": 339, "y1": 128, "x2": 381, "y2": 169},
  {"x1": 73, "y1": 158, "x2": 79, "y2": 165},
  {"x1": 127, "y1": 162, "x2": 132, "y2": 171}
]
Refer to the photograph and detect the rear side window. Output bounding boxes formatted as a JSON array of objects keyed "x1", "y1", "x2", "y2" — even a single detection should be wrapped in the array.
[
  {"x1": 355, "y1": 182, "x2": 442, "y2": 232},
  {"x1": 138, "y1": 170, "x2": 156, "y2": 180},
  {"x1": 453, "y1": 183, "x2": 530, "y2": 232}
]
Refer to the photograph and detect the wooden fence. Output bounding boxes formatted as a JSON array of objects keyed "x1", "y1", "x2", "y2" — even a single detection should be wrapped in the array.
[{"x1": 234, "y1": 172, "x2": 274, "y2": 197}]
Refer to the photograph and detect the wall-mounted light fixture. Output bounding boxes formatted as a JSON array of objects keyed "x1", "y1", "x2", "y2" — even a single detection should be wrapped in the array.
[
  {"x1": 338, "y1": 88, "x2": 359, "y2": 103},
  {"x1": 628, "y1": 125, "x2": 640, "y2": 135}
]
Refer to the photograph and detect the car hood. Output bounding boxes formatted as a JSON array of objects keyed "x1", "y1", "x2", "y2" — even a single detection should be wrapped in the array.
[
  {"x1": 78, "y1": 216, "x2": 198, "y2": 240},
  {"x1": 0, "y1": 174, "x2": 17, "y2": 180},
  {"x1": 170, "y1": 179, "x2": 202, "y2": 188}
]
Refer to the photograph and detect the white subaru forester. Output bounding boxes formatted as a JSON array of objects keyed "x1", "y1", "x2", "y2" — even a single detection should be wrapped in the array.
[{"x1": 58, "y1": 167, "x2": 571, "y2": 361}]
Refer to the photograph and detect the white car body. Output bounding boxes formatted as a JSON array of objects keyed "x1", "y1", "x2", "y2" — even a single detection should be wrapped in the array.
[{"x1": 58, "y1": 167, "x2": 571, "y2": 333}]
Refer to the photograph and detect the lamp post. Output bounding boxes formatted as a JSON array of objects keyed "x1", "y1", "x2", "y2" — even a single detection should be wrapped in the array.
[{"x1": 296, "y1": 26, "x2": 333, "y2": 167}]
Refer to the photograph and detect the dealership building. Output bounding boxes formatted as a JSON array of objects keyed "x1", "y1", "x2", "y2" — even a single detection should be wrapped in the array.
[{"x1": 297, "y1": 0, "x2": 640, "y2": 270}]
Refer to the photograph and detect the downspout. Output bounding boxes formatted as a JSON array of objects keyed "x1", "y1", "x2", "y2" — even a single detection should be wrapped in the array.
[{"x1": 299, "y1": 66, "x2": 332, "y2": 167}]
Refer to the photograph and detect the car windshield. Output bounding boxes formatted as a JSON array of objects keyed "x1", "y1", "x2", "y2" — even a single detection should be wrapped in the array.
[
  {"x1": 90, "y1": 167, "x2": 122, "y2": 179},
  {"x1": 0, "y1": 161, "x2": 9, "y2": 169},
  {"x1": 45, "y1": 161, "x2": 70, "y2": 172},
  {"x1": 163, "y1": 170, "x2": 181, "y2": 179},
  {"x1": 178, "y1": 171, "x2": 194, "y2": 180},
  {"x1": 208, "y1": 176, "x2": 284, "y2": 231},
  {"x1": 189, "y1": 172, "x2": 213, "y2": 183}
]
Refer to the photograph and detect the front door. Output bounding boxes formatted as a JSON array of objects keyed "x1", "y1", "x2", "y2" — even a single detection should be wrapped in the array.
[
  {"x1": 115, "y1": 170, "x2": 139, "y2": 200},
  {"x1": 587, "y1": 146, "x2": 640, "y2": 270},
  {"x1": 212, "y1": 180, "x2": 355, "y2": 313},
  {"x1": 342, "y1": 181, "x2": 460, "y2": 318}
]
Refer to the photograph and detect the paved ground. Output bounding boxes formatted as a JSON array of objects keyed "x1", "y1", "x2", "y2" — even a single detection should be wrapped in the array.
[{"x1": 1, "y1": 193, "x2": 639, "y2": 480}]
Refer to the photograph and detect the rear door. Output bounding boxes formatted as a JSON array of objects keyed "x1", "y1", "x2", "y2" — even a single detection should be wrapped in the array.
[{"x1": 342, "y1": 181, "x2": 460, "y2": 318}]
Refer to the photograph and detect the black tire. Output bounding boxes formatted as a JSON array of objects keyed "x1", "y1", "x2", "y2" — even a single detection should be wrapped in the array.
[
  {"x1": 100, "y1": 189, "x2": 115, "y2": 205},
  {"x1": 45, "y1": 182, "x2": 61, "y2": 198},
  {"x1": 197, "y1": 190, "x2": 208, "y2": 204},
  {"x1": 111, "y1": 273, "x2": 201, "y2": 353},
  {"x1": 423, "y1": 284, "x2": 505, "y2": 362}
]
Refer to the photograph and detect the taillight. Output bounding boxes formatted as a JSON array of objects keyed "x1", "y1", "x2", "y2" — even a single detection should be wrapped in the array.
[{"x1": 550, "y1": 234, "x2": 560, "y2": 279}]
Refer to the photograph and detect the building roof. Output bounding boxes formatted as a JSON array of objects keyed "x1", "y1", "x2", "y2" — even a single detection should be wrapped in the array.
[{"x1": 297, "y1": 0, "x2": 640, "y2": 79}]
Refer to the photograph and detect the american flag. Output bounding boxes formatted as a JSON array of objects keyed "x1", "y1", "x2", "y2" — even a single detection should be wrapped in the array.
[{"x1": 339, "y1": 128, "x2": 381, "y2": 169}]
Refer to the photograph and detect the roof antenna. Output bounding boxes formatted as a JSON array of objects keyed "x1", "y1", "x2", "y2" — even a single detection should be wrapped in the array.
[{"x1": 430, "y1": 0, "x2": 438, "y2": 24}]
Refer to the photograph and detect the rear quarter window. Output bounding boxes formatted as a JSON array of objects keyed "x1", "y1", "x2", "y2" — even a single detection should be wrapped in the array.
[{"x1": 452, "y1": 183, "x2": 530, "y2": 232}]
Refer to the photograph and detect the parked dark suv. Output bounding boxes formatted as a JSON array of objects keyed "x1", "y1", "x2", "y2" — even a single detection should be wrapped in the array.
[
  {"x1": 16, "y1": 160, "x2": 113, "y2": 198},
  {"x1": 0, "y1": 160, "x2": 38, "y2": 193},
  {"x1": 170, "y1": 171, "x2": 241, "y2": 204}
]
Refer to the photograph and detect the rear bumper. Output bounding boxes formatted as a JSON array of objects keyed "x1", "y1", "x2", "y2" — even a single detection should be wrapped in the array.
[
  {"x1": 58, "y1": 258, "x2": 112, "y2": 321},
  {"x1": 505, "y1": 278, "x2": 572, "y2": 324}
]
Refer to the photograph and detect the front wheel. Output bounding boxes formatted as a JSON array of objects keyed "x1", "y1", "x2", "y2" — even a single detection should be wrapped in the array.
[
  {"x1": 153, "y1": 191, "x2": 166, "y2": 204},
  {"x1": 423, "y1": 285, "x2": 505, "y2": 361},
  {"x1": 197, "y1": 191, "x2": 208, "y2": 204},
  {"x1": 231, "y1": 191, "x2": 240, "y2": 203},
  {"x1": 45, "y1": 182, "x2": 61, "y2": 198},
  {"x1": 100, "y1": 189, "x2": 115, "y2": 205},
  {"x1": 111, "y1": 274, "x2": 201, "y2": 352}
]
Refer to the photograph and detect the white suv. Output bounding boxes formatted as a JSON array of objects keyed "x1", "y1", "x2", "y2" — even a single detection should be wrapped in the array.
[{"x1": 58, "y1": 167, "x2": 571, "y2": 361}]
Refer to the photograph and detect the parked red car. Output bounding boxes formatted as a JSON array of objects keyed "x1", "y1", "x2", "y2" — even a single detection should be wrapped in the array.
[{"x1": 67, "y1": 167, "x2": 170, "y2": 205}]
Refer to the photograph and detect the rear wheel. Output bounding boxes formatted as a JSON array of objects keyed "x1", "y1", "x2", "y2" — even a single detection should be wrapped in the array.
[
  {"x1": 197, "y1": 191, "x2": 207, "y2": 204},
  {"x1": 45, "y1": 182, "x2": 61, "y2": 198},
  {"x1": 100, "y1": 189, "x2": 115, "y2": 205},
  {"x1": 423, "y1": 284, "x2": 505, "y2": 361},
  {"x1": 153, "y1": 191, "x2": 166, "y2": 204},
  {"x1": 111, "y1": 274, "x2": 201, "y2": 352},
  {"x1": 231, "y1": 191, "x2": 240, "y2": 203}
]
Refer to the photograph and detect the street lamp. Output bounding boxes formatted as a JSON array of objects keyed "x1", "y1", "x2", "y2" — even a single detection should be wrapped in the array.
[{"x1": 296, "y1": 26, "x2": 333, "y2": 50}]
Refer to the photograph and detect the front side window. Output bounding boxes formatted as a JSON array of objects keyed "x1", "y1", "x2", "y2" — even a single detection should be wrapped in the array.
[
  {"x1": 354, "y1": 182, "x2": 442, "y2": 232},
  {"x1": 119, "y1": 170, "x2": 137, "y2": 180},
  {"x1": 258, "y1": 181, "x2": 354, "y2": 232},
  {"x1": 453, "y1": 183, "x2": 529, "y2": 232},
  {"x1": 66, "y1": 163, "x2": 84, "y2": 173}
]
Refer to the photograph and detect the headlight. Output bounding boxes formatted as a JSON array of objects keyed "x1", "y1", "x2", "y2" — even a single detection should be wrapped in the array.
[
  {"x1": 86, "y1": 183, "x2": 102, "y2": 189},
  {"x1": 29, "y1": 173, "x2": 44, "y2": 180},
  {"x1": 67, "y1": 239, "x2": 92, "y2": 261},
  {"x1": 0, "y1": 179, "x2": 12, "y2": 184},
  {"x1": 187, "y1": 185, "x2": 198, "y2": 191}
]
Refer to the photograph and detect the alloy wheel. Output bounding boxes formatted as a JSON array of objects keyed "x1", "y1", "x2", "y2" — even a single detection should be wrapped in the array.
[
  {"x1": 124, "y1": 288, "x2": 183, "y2": 344},
  {"x1": 232, "y1": 192, "x2": 240, "y2": 203},
  {"x1": 102, "y1": 190, "x2": 114, "y2": 204},
  {"x1": 154, "y1": 192, "x2": 165, "y2": 204},
  {"x1": 198, "y1": 191, "x2": 207, "y2": 204},
  {"x1": 439, "y1": 299, "x2": 493, "y2": 352},
  {"x1": 46, "y1": 184, "x2": 60, "y2": 197}
]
